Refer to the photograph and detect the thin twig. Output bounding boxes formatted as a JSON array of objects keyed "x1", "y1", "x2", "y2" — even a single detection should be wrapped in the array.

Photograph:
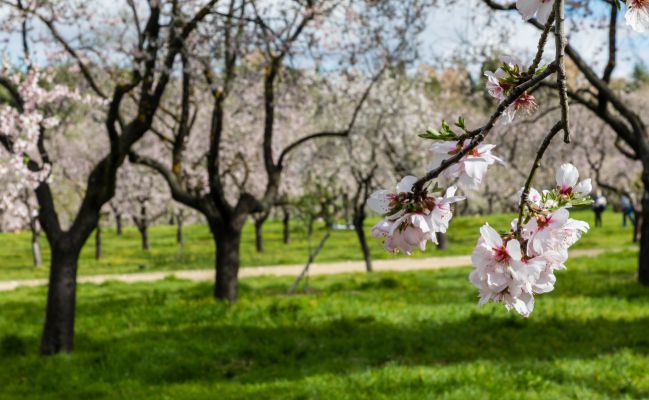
[
  {"x1": 515, "y1": 121, "x2": 563, "y2": 236},
  {"x1": 288, "y1": 232, "x2": 330, "y2": 294},
  {"x1": 554, "y1": 0, "x2": 570, "y2": 143},
  {"x1": 527, "y1": 12, "x2": 555, "y2": 76}
]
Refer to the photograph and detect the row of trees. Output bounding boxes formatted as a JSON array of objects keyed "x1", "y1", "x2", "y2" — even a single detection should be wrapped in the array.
[{"x1": 0, "y1": 0, "x2": 645, "y2": 354}]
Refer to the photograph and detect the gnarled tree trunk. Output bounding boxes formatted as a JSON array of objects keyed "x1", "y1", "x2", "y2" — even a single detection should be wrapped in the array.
[
  {"x1": 253, "y1": 211, "x2": 269, "y2": 253},
  {"x1": 212, "y1": 222, "x2": 243, "y2": 301},
  {"x1": 436, "y1": 232, "x2": 448, "y2": 250},
  {"x1": 115, "y1": 213, "x2": 123, "y2": 236},
  {"x1": 40, "y1": 241, "x2": 81, "y2": 355},
  {"x1": 282, "y1": 206, "x2": 290, "y2": 244},
  {"x1": 254, "y1": 219, "x2": 264, "y2": 253},
  {"x1": 139, "y1": 225, "x2": 149, "y2": 251},
  {"x1": 176, "y1": 209, "x2": 184, "y2": 247},
  {"x1": 30, "y1": 222, "x2": 42, "y2": 267},
  {"x1": 95, "y1": 225, "x2": 102, "y2": 260}
]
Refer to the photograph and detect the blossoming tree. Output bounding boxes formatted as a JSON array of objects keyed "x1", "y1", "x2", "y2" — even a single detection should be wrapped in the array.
[
  {"x1": 367, "y1": 0, "x2": 609, "y2": 316},
  {"x1": 0, "y1": 0, "x2": 219, "y2": 355},
  {"x1": 130, "y1": 0, "x2": 429, "y2": 301}
]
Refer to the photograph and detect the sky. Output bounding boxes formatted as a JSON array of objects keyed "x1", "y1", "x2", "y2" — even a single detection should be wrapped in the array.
[
  {"x1": 421, "y1": 0, "x2": 649, "y2": 78},
  {"x1": 2, "y1": 0, "x2": 648, "y2": 79}
]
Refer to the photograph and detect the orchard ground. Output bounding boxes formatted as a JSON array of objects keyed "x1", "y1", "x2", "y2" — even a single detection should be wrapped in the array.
[
  {"x1": 0, "y1": 250, "x2": 648, "y2": 398},
  {"x1": 0, "y1": 209, "x2": 637, "y2": 280},
  {"x1": 0, "y1": 210, "x2": 647, "y2": 398}
]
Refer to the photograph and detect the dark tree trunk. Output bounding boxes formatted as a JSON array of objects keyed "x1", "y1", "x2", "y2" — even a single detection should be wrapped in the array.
[
  {"x1": 282, "y1": 207, "x2": 290, "y2": 244},
  {"x1": 139, "y1": 225, "x2": 149, "y2": 251},
  {"x1": 253, "y1": 212, "x2": 270, "y2": 253},
  {"x1": 115, "y1": 213, "x2": 123, "y2": 236},
  {"x1": 353, "y1": 212, "x2": 372, "y2": 272},
  {"x1": 176, "y1": 210, "x2": 184, "y2": 247},
  {"x1": 436, "y1": 232, "x2": 448, "y2": 250},
  {"x1": 634, "y1": 205, "x2": 642, "y2": 243},
  {"x1": 40, "y1": 243, "x2": 81, "y2": 355},
  {"x1": 137, "y1": 203, "x2": 149, "y2": 251},
  {"x1": 213, "y1": 224, "x2": 243, "y2": 301},
  {"x1": 95, "y1": 225, "x2": 102, "y2": 260},
  {"x1": 31, "y1": 222, "x2": 42, "y2": 268},
  {"x1": 639, "y1": 187, "x2": 649, "y2": 285},
  {"x1": 254, "y1": 219, "x2": 264, "y2": 253}
]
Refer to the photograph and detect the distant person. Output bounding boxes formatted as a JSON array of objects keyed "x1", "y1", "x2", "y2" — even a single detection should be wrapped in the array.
[
  {"x1": 621, "y1": 192, "x2": 636, "y2": 228},
  {"x1": 592, "y1": 190, "x2": 607, "y2": 228}
]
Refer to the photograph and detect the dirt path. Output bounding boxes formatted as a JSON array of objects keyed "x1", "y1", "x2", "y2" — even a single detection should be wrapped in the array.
[{"x1": 0, "y1": 248, "x2": 611, "y2": 292}]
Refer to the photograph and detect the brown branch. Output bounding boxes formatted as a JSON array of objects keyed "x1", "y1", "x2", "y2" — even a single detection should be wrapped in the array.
[
  {"x1": 277, "y1": 61, "x2": 388, "y2": 168},
  {"x1": 516, "y1": 121, "x2": 564, "y2": 236},
  {"x1": 38, "y1": 17, "x2": 107, "y2": 99},
  {"x1": 0, "y1": 76, "x2": 24, "y2": 112},
  {"x1": 129, "y1": 151, "x2": 207, "y2": 214},
  {"x1": 412, "y1": 62, "x2": 558, "y2": 195},
  {"x1": 527, "y1": 12, "x2": 555, "y2": 76},
  {"x1": 603, "y1": 2, "x2": 617, "y2": 84},
  {"x1": 554, "y1": 0, "x2": 570, "y2": 143}
]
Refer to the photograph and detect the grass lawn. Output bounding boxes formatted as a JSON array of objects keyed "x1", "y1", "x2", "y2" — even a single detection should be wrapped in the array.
[
  {"x1": 0, "y1": 209, "x2": 637, "y2": 280},
  {"x1": 0, "y1": 250, "x2": 647, "y2": 399}
]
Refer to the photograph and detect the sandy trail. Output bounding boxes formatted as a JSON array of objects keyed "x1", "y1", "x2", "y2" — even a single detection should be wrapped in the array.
[{"x1": 0, "y1": 248, "x2": 610, "y2": 292}]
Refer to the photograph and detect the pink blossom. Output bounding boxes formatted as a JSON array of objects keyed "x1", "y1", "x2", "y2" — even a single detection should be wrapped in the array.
[
  {"x1": 484, "y1": 69, "x2": 508, "y2": 101},
  {"x1": 429, "y1": 186, "x2": 465, "y2": 233},
  {"x1": 626, "y1": 0, "x2": 649, "y2": 32},
  {"x1": 469, "y1": 224, "x2": 545, "y2": 316},
  {"x1": 368, "y1": 177, "x2": 464, "y2": 254},
  {"x1": 513, "y1": 93, "x2": 537, "y2": 113},
  {"x1": 532, "y1": 250, "x2": 568, "y2": 294},
  {"x1": 429, "y1": 141, "x2": 503, "y2": 189},
  {"x1": 517, "y1": 0, "x2": 555, "y2": 24},
  {"x1": 555, "y1": 163, "x2": 592, "y2": 200},
  {"x1": 523, "y1": 208, "x2": 590, "y2": 255}
]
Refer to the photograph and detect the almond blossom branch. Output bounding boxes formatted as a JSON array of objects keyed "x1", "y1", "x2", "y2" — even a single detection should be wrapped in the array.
[{"x1": 412, "y1": 61, "x2": 557, "y2": 195}]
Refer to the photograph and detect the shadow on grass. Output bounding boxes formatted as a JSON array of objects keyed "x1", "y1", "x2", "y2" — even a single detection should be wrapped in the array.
[
  {"x1": 3, "y1": 250, "x2": 649, "y2": 398},
  {"x1": 65, "y1": 313, "x2": 649, "y2": 389}
]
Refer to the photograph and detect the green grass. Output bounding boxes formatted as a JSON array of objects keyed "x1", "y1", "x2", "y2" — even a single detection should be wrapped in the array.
[
  {"x1": 0, "y1": 250, "x2": 647, "y2": 399},
  {"x1": 0, "y1": 209, "x2": 637, "y2": 280}
]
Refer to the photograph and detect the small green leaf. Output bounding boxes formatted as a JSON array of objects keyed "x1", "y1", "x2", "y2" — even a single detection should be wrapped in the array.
[{"x1": 455, "y1": 116, "x2": 465, "y2": 129}]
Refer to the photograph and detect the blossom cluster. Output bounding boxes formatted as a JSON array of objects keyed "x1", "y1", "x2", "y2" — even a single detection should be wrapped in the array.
[
  {"x1": 368, "y1": 176, "x2": 465, "y2": 254},
  {"x1": 0, "y1": 68, "x2": 88, "y2": 231},
  {"x1": 469, "y1": 163, "x2": 591, "y2": 317},
  {"x1": 484, "y1": 56, "x2": 537, "y2": 122},
  {"x1": 516, "y1": 0, "x2": 649, "y2": 33}
]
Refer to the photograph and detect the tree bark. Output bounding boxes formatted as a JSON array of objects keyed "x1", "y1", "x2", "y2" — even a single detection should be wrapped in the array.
[
  {"x1": 282, "y1": 207, "x2": 290, "y2": 244},
  {"x1": 40, "y1": 243, "x2": 80, "y2": 355},
  {"x1": 213, "y1": 224, "x2": 242, "y2": 301},
  {"x1": 139, "y1": 225, "x2": 149, "y2": 251},
  {"x1": 176, "y1": 210, "x2": 184, "y2": 247},
  {"x1": 137, "y1": 203, "x2": 149, "y2": 251},
  {"x1": 254, "y1": 218, "x2": 264, "y2": 253},
  {"x1": 353, "y1": 213, "x2": 372, "y2": 272},
  {"x1": 436, "y1": 232, "x2": 448, "y2": 250},
  {"x1": 115, "y1": 213, "x2": 123, "y2": 236},
  {"x1": 634, "y1": 205, "x2": 642, "y2": 243},
  {"x1": 95, "y1": 225, "x2": 102, "y2": 260},
  {"x1": 30, "y1": 222, "x2": 42, "y2": 267}
]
